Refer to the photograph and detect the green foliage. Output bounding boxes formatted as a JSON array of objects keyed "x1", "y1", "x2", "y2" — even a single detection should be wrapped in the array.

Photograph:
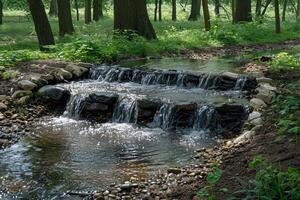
[
  {"x1": 270, "y1": 52, "x2": 300, "y2": 71},
  {"x1": 231, "y1": 157, "x2": 300, "y2": 200},
  {"x1": 197, "y1": 163, "x2": 223, "y2": 200},
  {"x1": 272, "y1": 81, "x2": 300, "y2": 135}
]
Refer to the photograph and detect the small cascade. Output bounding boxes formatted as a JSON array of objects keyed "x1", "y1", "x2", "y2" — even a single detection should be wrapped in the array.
[
  {"x1": 198, "y1": 73, "x2": 218, "y2": 89},
  {"x1": 141, "y1": 73, "x2": 156, "y2": 85},
  {"x1": 64, "y1": 94, "x2": 86, "y2": 119},
  {"x1": 193, "y1": 106, "x2": 217, "y2": 130},
  {"x1": 104, "y1": 68, "x2": 120, "y2": 82},
  {"x1": 234, "y1": 76, "x2": 247, "y2": 90},
  {"x1": 150, "y1": 104, "x2": 175, "y2": 130},
  {"x1": 112, "y1": 97, "x2": 137, "y2": 123}
]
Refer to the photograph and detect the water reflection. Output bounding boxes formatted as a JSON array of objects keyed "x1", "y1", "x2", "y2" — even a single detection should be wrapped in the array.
[{"x1": 0, "y1": 117, "x2": 216, "y2": 199}]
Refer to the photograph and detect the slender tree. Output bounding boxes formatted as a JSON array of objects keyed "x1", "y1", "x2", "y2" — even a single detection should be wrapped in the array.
[
  {"x1": 154, "y1": 0, "x2": 158, "y2": 21},
  {"x1": 27, "y1": 0, "x2": 55, "y2": 50},
  {"x1": 93, "y1": 0, "x2": 103, "y2": 21},
  {"x1": 262, "y1": 0, "x2": 272, "y2": 16},
  {"x1": 202, "y1": 0, "x2": 210, "y2": 31},
  {"x1": 282, "y1": 0, "x2": 288, "y2": 21},
  {"x1": 256, "y1": 0, "x2": 262, "y2": 18},
  {"x1": 57, "y1": 0, "x2": 75, "y2": 36},
  {"x1": 232, "y1": 0, "x2": 236, "y2": 23},
  {"x1": 75, "y1": 0, "x2": 80, "y2": 21},
  {"x1": 158, "y1": 0, "x2": 162, "y2": 21},
  {"x1": 85, "y1": 0, "x2": 92, "y2": 24},
  {"x1": 215, "y1": 0, "x2": 220, "y2": 17},
  {"x1": 49, "y1": 0, "x2": 58, "y2": 17},
  {"x1": 114, "y1": 0, "x2": 157, "y2": 40},
  {"x1": 0, "y1": 0, "x2": 3, "y2": 25},
  {"x1": 275, "y1": 0, "x2": 281, "y2": 33},
  {"x1": 234, "y1": 0, "x2": 252, "y2": 22},
  {"x1": 172, "y1": 0, "x2": 176, "y2": 21},
  {"x1": 189, "y1": 0, "x2": 201, "y2": 21},
  {"x1": 297, "y1": 0, "x2": 300, "y2": 18}
]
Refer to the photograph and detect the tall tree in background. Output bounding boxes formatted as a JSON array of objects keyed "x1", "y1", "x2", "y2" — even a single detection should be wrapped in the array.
[
  {"x1": 232, "y1": 0, "x2": 235, "y2": 23},
  {"x1": 85, "y1": 0, "x2": 92, "y2": 24},
  {"x1": 0, "y1": 0, "x2": 3, "y2": 25},
  {"x1": 189, "y1": 0, "x2": 201, "y2": 21},
  {"x1": 74, "y1": 0, "x2": 80, "y2": 21},
  {"x1": 255, "y1": 0, "x2": 262, "y2": 18},
  {"x1": 93, "y1": 0, "x2": 103, "y2": 21},
  {"x1": 57, "y1": 0, "x2": 75, "y2": 36},
  {"x1": 297, "y1": 0, "x2": 300, "y2": 18},
  {"x1": 172, "y1": 0, "x2": 176, "y2": 21},
  {"x1": 49, "y1": 0, "x2": 58, "y2": 17},
  {"x1": 234, "y1": 0, "x2": 252, "y2": 22},
  {"x1": 27, "y1": 0, "x2": 55, "y2": 50},
  {"x1": 158, "y1": 0, "x2": 162, "y2": 21},
  {"x1": 274, "y1": 0, "x2": 280, "y2": 33},
  {"x1": 282, "y1": 0, "x2": 288, "y2": 21},
  {"x1": 202, "y1": 0, "x2": 210, "y2": 31},
  {"x1": 114, "y1": 0, "x2": 157, "y2": 40},
  {"x1": 154, "y1": 0, "x2": 158, "y2": 21},
  {"x1": 214, "y1": 0, "x2": 220, "y2": 17}
]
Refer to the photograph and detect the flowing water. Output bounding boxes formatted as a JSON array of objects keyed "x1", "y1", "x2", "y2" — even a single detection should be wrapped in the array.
[{"x1": 0, "y1": 58, "x2": 252, "y2": 199}]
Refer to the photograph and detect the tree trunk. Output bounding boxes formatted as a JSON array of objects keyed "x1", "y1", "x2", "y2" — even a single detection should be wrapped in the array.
[
  {"x1": 255, "y1": 0, "x2": 262, "y2": 17},
  {"x1": 189, "y1": 0, "x2": 201, "y2": 21},
  {"x1": 297, "y1": 0, "x2": 300, "y2": 18},
  {"x1": 75, "y1": 0, "x2": 80, "y2": 21},
  {"x1": 232, "y1": 0, "x2": 235, "y2": 23},
  {"x1": 158, "y1": 0, "x2": 162, "y2": 21},
  {"x1": 172, "y1": 0, "x2": 176, "y2": 21},
  {"x1": 0, "y1": 0, "x2": 3, "y2": 25},
  {"x1": 57, "y1": 0, "x2": 75, "y2": 36},
  {"x1": 274, "y1": 0, "x2": 281, "y2": 33},
  {"x1": 262, "y1": 0, "x2": 272, "y2": 16},
  {"x1": 202, "y1": 0, "x2": 210, "y2": 31},
  {"x1": 215, "y1": 0, "x2": 220, "y2": 17},
  {"x1": 85, "y1": 0, "x2": 92, "y2": 24},
  {"x1": 234, "y1": 0, "x2": 252, "y2": 23},
  {"x1": 282, "y1": 0, "x2": 288, "y2": 21},
  {"x1": 49, "y1": 0, "x2": 58, "y2": 17},
  {"x1": 27, "y1": 0, "x2": 55, "y2": 50},
  {"x1": 114, "y1": 0, "x2": 157, "y2": 40},
  {"x1": 154, "y1": 0, "x2": 158, "y2": 21},
  {"x1": 93, "y1": 0, "x2": 103, "y2": 21}
]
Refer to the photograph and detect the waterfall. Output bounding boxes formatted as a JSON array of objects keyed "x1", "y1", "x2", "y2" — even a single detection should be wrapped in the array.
[
  {"x1": 112, "y1": 97, "x2": 137, "y2": 123},
  {"x1": 64, "y1": 94, "x2": 86, "y2": 119},
  {"x1": 193, "y1": 106, "x2": 217, "y2": 130},
  {"x1": 104, "y1": 68, "x2": 120, "y2": 82},
  {"x1": 141, "y1": 73, "x2": 156, "y2": 85},
  {"x1": 150, "y1": 104, "x2": 175, "y2": 130},
  {"x1": 235, "y1": 76, "x2": 247, "y2": 90}
]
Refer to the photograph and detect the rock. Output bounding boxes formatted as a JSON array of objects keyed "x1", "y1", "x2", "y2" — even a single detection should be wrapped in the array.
[
  {"x1": 222, "y1": 72, "x2": 239, "y2": 79},
  {"x1": 40, "y1": 74, "x2": 55, "y2": 82},
  {"x1": 65, "y1": 64, "x2": 89, "y2": 78},
  {"x1": 233, "y1": 131, "x2": 255, "y2": 144},
  {"x1": 56, "y1": 68, "x2": 73, "y2": 80},
  {"x1": 248, "y1": 111, "x2": 262, "y2": 126},
  {"x1": 38, "y1": 85, "x2": 71, "y2": 106},
  {"x1": 250, "y1": 98, "x2": 267, "y2": 110},
  {"x1": 259, "y1": 83, "x2": 277, "y2": 92},
  {"x1": 88, "y1": 93, "x2": 119, "y2": 105},
  {"x1": 17, "y1": 96, "x2": 31, "y2": 105},
  {"x1": 0, "y1": 113, "x2": 4, "y2": 120},
  {"x1": 0, "y1": 95, "x2": 9, "y2": 102},
  {"x1": 257, "y1": 77, "x2": 272, "y2": 84},
  {"x1": 12, "y1": 90, "x2": 32, "y2": 99},
  {"x1": 167, "y1": 168, "x2": 182, "y2": 174},
  {"x1": 0, "y1": 103, "x2": 8, "y2": 111},
  {"x1": 30, "y1": 74, "x2": 49, "y2": 87},
  {"x1": 251, "y1": 125, "x2": 262, "y2": 132},
  {"x1": 256, "y1": 90, "x2": 274, "y2": 104},
  {"x1": 18, "y1": 80, "x2": 38, "y2": 91},
  {"x1": 137, "y1": 99, "x2": 162, "y2": 125}
]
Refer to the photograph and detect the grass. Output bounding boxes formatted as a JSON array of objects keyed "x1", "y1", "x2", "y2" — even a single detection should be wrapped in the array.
[{"x1": 1, "y1": 5, "x2": 300, "y2": 70}]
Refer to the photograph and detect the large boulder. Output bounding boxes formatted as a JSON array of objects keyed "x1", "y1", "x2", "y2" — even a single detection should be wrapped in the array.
[
  {"x1": 18, "y1": 80, "x2": 38, "y2": 91},
  {"x1": 55, "y1": 68, "x2": 73, "y2": 81},
  {"x1": 172, "y1": 102, "x2": 197, "y2": 128},
  {"x1": 38, "y1": 85, "x2": 71, "y2": 106},
  {"x1": 250, "y1": 98, "x2": 267, "y2": 110},
  {"x1": 136, "y1": 99, "x2": 162, "y2": 125},
  {"x1": 65, "y1": 64, "x2": 89, "y2": 78}
]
